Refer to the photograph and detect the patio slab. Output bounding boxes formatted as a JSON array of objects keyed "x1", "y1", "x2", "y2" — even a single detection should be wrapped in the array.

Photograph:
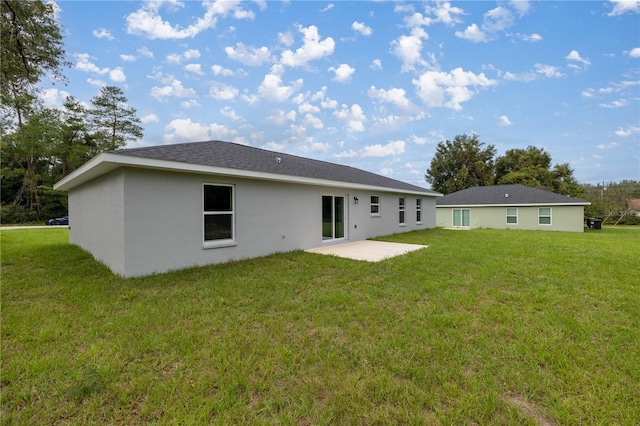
[{"x1": 305, "y1": 240, "x2": 428, "y2": 262}]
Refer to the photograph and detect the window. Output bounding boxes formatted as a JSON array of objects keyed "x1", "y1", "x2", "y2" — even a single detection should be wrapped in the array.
[
  {"x1": 203, "y1": 184, "x2": 234, "y2": 245},
  {"x1": 538, "y1": 207, "x2": 552, "y2": 225},
  {"x1": 452, "y1": 209, "x2": 470, "y2": 227},
  {"x1": 506, "y1": 207, "x2": 518, "y2": 224},
  {"x1": 370, "y1": 195, "x2": 380, "y2": 216},
  {"x1": 399, "y1": 197, "x2": 405, "y2": 225},
  {"x1": 416, "y1": 198, "x2": 422, "y2": 223}
]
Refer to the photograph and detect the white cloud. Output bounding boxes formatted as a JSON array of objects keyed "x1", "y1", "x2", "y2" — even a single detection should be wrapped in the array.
[
  {"x1": 534, "y1": 63, "x2": 565, "y2": 78},
  {"x1": 220, "y1": 106, "x2": 241, "y2": 120},
  {"x1": 520, "y1": 33, "x2": 542, "y2": 42},
  {"x1": 120, "y1": 54, "x2": 137, "y2": 62},
  {"x1": 425, "y1": 2, "x2": 465, "y2": 25},
  {"x1": 299, "y1": 102, "x2": 320, "y2": 114},
  {"x1": 599, "y1": 99, "x2": 628, "y2": 108},
  {"x1": 41, "y1": 88, "x2": 71, "y2": 108},
  {"x1": 333, "y1": 104, "x2": 367, "y2": 132},
  {"x1": 225, "y1": 43, "x2": 272, "y2": 66},
  {"x1": 303, "y1": 113, "x2": 324, "y2": 129},
  {"x1": 370, "y1": 59, "x2": 382, "y2": 70},
  {"x1": 184, "y1": 63, "x2": 204, "y2": 75},
  {"x1": 455, "y1": 23, "x2": 488, "y2": 43},
  {"x1": 109, "y1": 67, "x2": 126, "y2": 82},
  {"x1": 258, "y1": 72, "x2": 303, "y2": 102},
  {"x1": 368, "y1": 86, "x2": 414, "y2": 111},
  {"x1": 151, "y1": 78, "x2": 197, "y2": 100},
  {"x1": 140, "y1": 113, "x2": 159, "y2": 124},
  {"x1": 280, "y1": 25, "x2": 335, "y2": 68},
  {"x1": 499, "y1": 115, "x2": 513, "y2": 126},
  {"x1": 391, "y1": 27, "x2": 430, "y2": 71},
  {"x1": 566, "y1": 50, "x2": 591, "y2": 70},
  {"x1": 211, "y1": 64, "x2": 234, "y2": 77},
  {"x1": 510, "y1": 0, "x2": 531, "y2": 17},
  {"x1": 305, "y1": 142, "x2": 331, "y2": 153},
  {"x1": 614, "y1": 125, "x2": 640, "y2": 137},
  {"x1": 209, "y1": 82, "x2": 238, "y2": 100},
  {"x1": 184, "y1": 49, "x2": 200, "y2": 60},
  {"x1": 126, "y1": 1, "x2": 255, "y2": 39},
  {"x1": 163, "y1": 118, "x2": 231, "y2": 144},
  {"x1": 413, "y1": 68, "x2": 497, "y2": 110},
  {"x1": 329, "y1": 64, "x2": 355, "y2": 83},
  {"x1": 93, "y1": 28, "x2": 113, "y2": 40},
  {"x1": 628, "y1": 47, "x2": 640, "y2": 58},
  {"x1": 320, "y1": 4, "x2": 334, "y2": 12},
  {"x1": 336, "y1": 140, "x2": 405, "y2": 158},
  {"x1": 410, "y1": 131, "x2": 443, "y2": 145},
  {"x1": 596, "y1": 142, "x2": 619, "y2": 149},
  {"x1": 73, "y1": 53, "x2": 109, "y2": 74},
  {"x1": 608, "y1": 0, "x2": 640, "y2": 16},
  {"x1": 137, "y1": 46, "x2": 154, "y2": 58},
  {"x1": 262, "y1": 141, "x2": 285, "y2": 151},
  {"x1": 180, "y1": 99, "x2": 200, "y2": 109},
  {"x1": 268, "y1": 109, "x2": 297, "y2": 125},
  {"x1": 483, "y1": 6, "x2": 515, "y2": 33},
  {"x1": 352, "y1": 21, "x2": 373, "y2": 36},
  {"x1": 278, "y1": 31, "x2": 294, "y2": 46}
]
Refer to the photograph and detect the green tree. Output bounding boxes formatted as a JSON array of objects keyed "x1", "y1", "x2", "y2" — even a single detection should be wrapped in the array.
[
  {"x1": 495, "y1": 146, "x2": 581, "y2": 196},
  {"x1": 1, "y1": 0, "x2": 68, "y2": 123},
  {"x1": 89, "y1": 86, "x2": 143, "y2": 151},
  {"x1": 425, "y1": 134, "x2": 496, "y2": 194}
]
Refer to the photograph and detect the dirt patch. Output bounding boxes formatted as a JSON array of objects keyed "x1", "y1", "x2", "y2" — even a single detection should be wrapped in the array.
[{"x1": 503, "y1": 393, "x2": 557, "y2": 426}]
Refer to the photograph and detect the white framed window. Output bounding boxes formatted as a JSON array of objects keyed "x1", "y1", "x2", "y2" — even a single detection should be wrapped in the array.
[
  {"x1": 370, "y1": 195, "x2": 380, "y2": 216},
  {"x1": 399, "y1": 197, "x2": 406, "y2": 225},
  {"x1": 203, "y1": 183, "x2": 235, "y2": 247},
  {"x1": 416, "y1": 198, "x2": 422, "y2": 224},
  {"x1": 506, "y1": 207, "x2": 518, "y2": 224},
  {"x1": 538, "y1": 207, "x2": 552, "y2": 225}
]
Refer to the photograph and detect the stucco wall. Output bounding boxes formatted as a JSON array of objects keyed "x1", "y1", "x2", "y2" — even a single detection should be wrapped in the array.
[
  {"x1": 436, "y1": 205, "x2": 585, "y2": 232},
  {"x1": 68, "y1": 169, "x2": 126, "y2": 273},
  {"x1": 69, "y1": 167, "x2": 437, "y2": 277}
]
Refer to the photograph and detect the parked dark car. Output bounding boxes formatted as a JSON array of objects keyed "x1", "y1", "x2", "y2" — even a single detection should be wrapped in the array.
[{"x1": 46, "y1": 216, "x2": 69, "y2": 226}]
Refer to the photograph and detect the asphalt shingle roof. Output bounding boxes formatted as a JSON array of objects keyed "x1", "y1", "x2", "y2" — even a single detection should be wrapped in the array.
[
  {"x1": 112, "y1": 140, "x2": 438, "y2": 194},
  {"x1": 436, "y1": 184, "x2": 589, "y2": 206}
]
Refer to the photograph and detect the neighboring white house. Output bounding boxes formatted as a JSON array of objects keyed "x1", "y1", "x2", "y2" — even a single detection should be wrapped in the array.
[
  {"x1": 436, "y1": 184, "x2": 590, "y2": 232},
  {"x1": 54, "y1": 140, "x2": 441, "y2": 277}
]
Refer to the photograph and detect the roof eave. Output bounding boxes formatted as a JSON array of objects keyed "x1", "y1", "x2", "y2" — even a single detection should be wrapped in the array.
[
  {"x1": 437, "y1": 202, "x2": 591, "y2": 207},
  {"x1": 55, "y1": 153, "x2": 440, "y2": 196}
]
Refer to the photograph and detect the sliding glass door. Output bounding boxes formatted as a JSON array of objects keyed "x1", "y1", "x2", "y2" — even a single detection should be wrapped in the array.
[{"x1": 322, "y1": 195, "x2": 345, "y2": 240}]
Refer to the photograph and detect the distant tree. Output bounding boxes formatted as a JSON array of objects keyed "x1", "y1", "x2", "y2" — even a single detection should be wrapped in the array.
[
  {"x1": 89, "y1": 86, "x2": 143, "y2": 151},
  {"x1": 50, "y1": 96, "x2": 95, "y2": 178},
  {"x1": 581, "y1": 180, "x2": 640, "y2": 225},
  {"x1": 495, "y1": 146, "x2": 553, "y2": 187},
  {"x1": 425, "y1": 134, "x2": 496, "y2": 194},
  {"x1": 1, "y1": 0, "x2": 69, "y2": 124},
  {"x1": 495, "y1": 146, "x2": 580, "y2": 196}
]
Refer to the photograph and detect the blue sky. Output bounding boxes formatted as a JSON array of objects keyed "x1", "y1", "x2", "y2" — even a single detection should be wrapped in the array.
[{"x1": 43, "y1": 0, "x2": 639, "y2": 187}]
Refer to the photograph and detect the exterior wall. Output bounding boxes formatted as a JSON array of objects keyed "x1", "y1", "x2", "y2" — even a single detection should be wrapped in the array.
[
  {"x1": 436, "y1": 205, "x2": 585, "y2": 232},
  {"x1": 70, "y1": 167, "x2": 437, "y2": 277},
  {"x1": 68, "y1": 169, "x2": 126, "y2": 273}
]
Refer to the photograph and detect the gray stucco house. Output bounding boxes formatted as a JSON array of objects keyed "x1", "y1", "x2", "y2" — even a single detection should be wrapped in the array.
[
  {"x1": 436, "y1": 184, "x2": 590, "y2": 232},
  {"x1": 55, "y1": 140, "x2": 441, "y2": 277}
]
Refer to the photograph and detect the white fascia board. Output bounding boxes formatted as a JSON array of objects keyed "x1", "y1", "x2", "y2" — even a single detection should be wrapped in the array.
[
  {"x1": 55, "y1": 153, "x2": 440, "y2": 197},
  {"x1": 436, "y1": 202, "x2": 590, "y2": 207}
]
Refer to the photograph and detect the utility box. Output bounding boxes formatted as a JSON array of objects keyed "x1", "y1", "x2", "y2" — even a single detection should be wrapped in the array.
[{"x1": 586, "y1": 218, "x2": 602, "y2": 229}]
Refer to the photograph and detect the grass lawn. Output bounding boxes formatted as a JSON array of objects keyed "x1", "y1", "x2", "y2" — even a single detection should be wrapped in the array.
[{"x1": 1, "y1": 227, "x2": 639, "y2": 425}]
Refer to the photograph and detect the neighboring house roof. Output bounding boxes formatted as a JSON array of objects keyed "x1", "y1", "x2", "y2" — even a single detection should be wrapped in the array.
[
  {"x1": 55, "y1": 140, "x2": 440, "y2": 196},
  {"x1": 436, "y1": 184, "x2": 590, "y2": 207},
  {"x1": 628, "y1": 199, "x2": 640, "y2": 212}
]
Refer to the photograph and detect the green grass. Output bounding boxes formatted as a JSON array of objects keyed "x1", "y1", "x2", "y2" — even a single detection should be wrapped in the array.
[{"x1": 1, "y1": 227, "x2": 639, "y2": 425}]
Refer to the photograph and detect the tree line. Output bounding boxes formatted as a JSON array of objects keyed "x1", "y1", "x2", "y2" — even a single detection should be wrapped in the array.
[
  {"x1": 425, "y1": 134, "x2": 639, "y2": 225},
  {"x1": 1, "y1": 0, "x2": 142, "y2": 223}
]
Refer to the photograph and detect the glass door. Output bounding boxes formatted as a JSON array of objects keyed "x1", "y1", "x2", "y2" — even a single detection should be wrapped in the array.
[{"x1": 322, "y1": 195, "x2": 345, "y2": 240}]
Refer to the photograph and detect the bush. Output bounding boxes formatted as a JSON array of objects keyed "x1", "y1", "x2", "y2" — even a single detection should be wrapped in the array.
[{"x1": 0, "y1": 204, "x2": 40, "y2": 224}]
